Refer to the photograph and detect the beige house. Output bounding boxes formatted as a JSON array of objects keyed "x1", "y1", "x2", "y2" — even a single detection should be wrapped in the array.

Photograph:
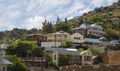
[
  {"x1": 47, "y1": 31, "x2": 71, "y2": 42},
  {"x1": 45, "y1": 48, "x2": 92, "y2": 66},
  {"x1": 71, "y1": 33, "x2": 84, "y2": 43}
]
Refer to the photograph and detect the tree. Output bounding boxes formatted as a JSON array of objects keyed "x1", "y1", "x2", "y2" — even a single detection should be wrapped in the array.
[
  {"x1": 55, "y1": 22, "x2": 70, "y2": 32},
  {"x1": 58, "y1": 55, "x2": 69, "y2": 66},
  {"x1": 42, "y1": 20, "x2": 53, "y2": 34},
  {"x1": 60, "y1": 39, "x2": 73, "y2": 48},
  {"x1": 7, "y1": 55, "x2": 27, "y2": 71},
  {"x1": 44, "y1": 51, "x2": 52, "y2": 67},
  {"x1": 93, "y1": 54, "x2": 103, "y2": 64},
  {"x1": 89, "y1": 47, "x2": 102, "y2": 55},
  {"x1": 7, "y1": 40, "x2": 43, "y2": 57},
  {"x1": 77, "y1": 48, "x2": 84, "y2": 52},
  {"x1": 105, "y1": 29, "x2": 120, "y2": 40},
  {"x1": 89, "y1": 47, "x2": 103, "y2": 64}
]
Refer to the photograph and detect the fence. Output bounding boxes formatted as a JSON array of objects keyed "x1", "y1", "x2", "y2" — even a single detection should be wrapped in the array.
[{"x1": 59, "y1": 65, "x2": 120, "y2": 71}]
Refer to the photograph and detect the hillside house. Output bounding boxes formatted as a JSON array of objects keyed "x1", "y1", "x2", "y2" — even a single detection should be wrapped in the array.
[
  {"x1": 45, "y1": 48, "x2": 92, "y2": 66},
  {"x1": 26, "y1": 34, "x2": 47, "y2": 46},
  {"x1": 47, "y1": 31, "x2": 71, "y2": 42},
  {"x1": 71, "y1": 33, "x2": 84, "y2": 44},
  {"x1": 71, "y1": 23, "x2": 104, "y2": 37},
  {"x1": 81, "y1": 38, "x2": 101, "y2": 48}
]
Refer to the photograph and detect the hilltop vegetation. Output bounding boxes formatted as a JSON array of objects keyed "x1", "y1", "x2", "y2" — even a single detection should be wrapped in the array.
[{"x1": 0, "y1": 1, "x2": 120, "y2": 40}]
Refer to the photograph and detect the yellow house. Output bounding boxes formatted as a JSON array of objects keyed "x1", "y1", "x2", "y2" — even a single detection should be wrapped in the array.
[{"x1": 47, "y1": 31, "x2": 71, "y2": 42}]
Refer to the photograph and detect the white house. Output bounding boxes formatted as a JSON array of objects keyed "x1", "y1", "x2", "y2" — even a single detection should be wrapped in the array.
[
  {"x1": 87, "y1": 24, "x2": 104, "y2": 37},
  {"x1": 71, "y1": 23, "x2": 104, "y2": 37}
]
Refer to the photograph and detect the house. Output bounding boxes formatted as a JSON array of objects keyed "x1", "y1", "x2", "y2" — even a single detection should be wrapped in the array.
[
  {"x1": 70, "y1": 33, "x2": 84, "y2": 47},
  {"x1": 47, "y1": 31, "x2": 71, "y2": 42},
  {"x1": 110, "y1": 40, "x2": 119, "y2": 46},
  {"x1": 104, "y1": 51, "x2": 120, "y2": 65},
  {"x1": 82, "y1": 38, "x2": 102, "y2": 48},
  {"x1": 99, "y1": 37, "x2": 109, "y2": 47},
  {"x1": 41, "y1": 42, "x2": 61, "y2": 48},
  {"x1": 0, "y1": 41, "x2": 12, "y2": 71},
  {"x1": 45, "y1": 48, "x2": 92, "y2": 66},
  {"x1": 87, "y1": 24, "x2": 104, "y2": 37},
  {"x1": 26, "y1": 34, "x2": 47, "y2": 46},
  {"x1": 71, "y1": 33, "x2": 84, "y2": 44},
  {"x1": 71, "y1": 23, "x2": 104, "y2": 37},
  {"x1": 21, "y1": 57, "x2": 46, "y2": 71},
  {"x1": 71, "y1": 23, "x2": 90, "y2": 35}
]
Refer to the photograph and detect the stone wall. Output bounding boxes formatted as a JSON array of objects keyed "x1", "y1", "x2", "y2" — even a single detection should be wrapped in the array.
[
  {"x1": 104, "y1": 51, "x2": 120, "y2": 65},
  {"x1": 59, "y1": 65, "x2": 120, "y2": 71}
]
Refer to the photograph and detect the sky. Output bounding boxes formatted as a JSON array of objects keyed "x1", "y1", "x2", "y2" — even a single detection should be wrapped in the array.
[{"x1": 0, "y1": 0, "x2": 118, "y2": 31}]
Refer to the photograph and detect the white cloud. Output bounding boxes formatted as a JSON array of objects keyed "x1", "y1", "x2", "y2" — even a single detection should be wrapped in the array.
[
  {"x1": 91, "y1": 0, "x2": 118, "y2": 7},
  {"x1": 23, "y1": 16, "x2": 45, "y2": 29},
  {"x1": 0, "y1": 0, "x2": 118, "y2": 31}
]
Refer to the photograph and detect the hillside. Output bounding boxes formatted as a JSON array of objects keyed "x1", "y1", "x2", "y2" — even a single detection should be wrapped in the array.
[
  {"x1": 0, "y1": 1, "x2": 120, "y2": 41},
  {"x1": 68, "y1": 1, "x2": 120, "y2": 40}
]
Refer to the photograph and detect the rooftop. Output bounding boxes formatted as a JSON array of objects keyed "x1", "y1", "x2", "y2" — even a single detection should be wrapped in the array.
[
  {"x1": 0, "y1": 58, "x2": 12, "y2": 65},
  {"x1": 90, "y1": 24, "x2": 103, "y2": 29},
  {"x1": 45, "y1": 47, "x2": 89, "y2": 55},
  {"x1": 85, "y1": 38, "x2": 101, "y2": 43}
]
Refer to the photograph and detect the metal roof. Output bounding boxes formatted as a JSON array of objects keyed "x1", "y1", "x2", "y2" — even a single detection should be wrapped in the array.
[
  {"x1": 71, "y1": 23, "x2": 91, "y2": 30},
  {"x1": 45, "y1": 47, "x2": 89, "y2": 55},
  {"x1": 110, "y1": 40, "x2": 119, "y2": 45},
  {"x1": 45, "y1": 47, "x2": 77, "y2": 52},
  {"x1": 56, "y1": 50, "x2": 80, "y2": 55},
  {"x1": 78, "y1": 23, "x2": 91, "y2": 29},
  {"x1": 0, "y1": 58, "x2": 12, "y2": 65},
  {"x1": 85, "y1": 38, "x2": 101, "y2": 43},
  {"x1": 90, "y1": 24, "x2": 103, "y2": 29}
]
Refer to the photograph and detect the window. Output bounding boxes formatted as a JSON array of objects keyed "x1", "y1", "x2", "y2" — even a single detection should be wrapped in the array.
[
  {"x1": 54, "y1": 55, "x2": 56, "y2": 60},
  {"x1": 74, "y1": 37, "x2": 80, "y2": 40},
  {"x1": 3, "y1": 66, "x2": 5, "y2": 71},
  {"x1": 79, "y1": 56, "x2": 82, "y2": 62},
  {"x1": 64, "y1": 35, "x2": 67, "y2": 38},
  {"x1": 84, "y1": 56, "x2": 91, "y2": 61}
]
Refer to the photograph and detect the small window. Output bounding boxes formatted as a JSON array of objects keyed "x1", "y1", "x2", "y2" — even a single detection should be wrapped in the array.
[
  {"x1": 3, "y1": 66, "x2": 5, "y2": 71},
  {"x1": 54, "y1": 55, "x2": 56, "y2": 60},
  {"x1": 64, "y1": 35, "x2": 67, "y2": 38}
]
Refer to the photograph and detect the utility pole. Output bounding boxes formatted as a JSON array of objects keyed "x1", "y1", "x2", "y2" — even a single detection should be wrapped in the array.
[{"x1": 55, "y1": 28, "x2": 56, "y2": 48}]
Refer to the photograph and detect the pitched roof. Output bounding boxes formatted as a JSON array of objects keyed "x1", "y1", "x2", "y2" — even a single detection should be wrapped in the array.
[
  {"x1": 52, "y1": 31, "x2": 69, "y2": 35},
  {"x1": 45, "y1": 47, "x2": 90, "y2": 55},
  {"x1": 45, "y1": 47, "x2": 77, "y2": 52},
  {"x1": 56, "y1": 50, "x2": 80, "y2": 55},
  {"x1": 90, "y1": 24, "x2": 103, "y2": 29},
  {"x1": 71, "y1": 23, "x2": 91, "y2": 30},
  {"x1": 79, "y1": 23, "x2": 91, "y2": 29},
  {"x1": 85, "y1": 38, "x2": 101, "y2": 43},
  {"x1": 0, "y1": 58, "x2": 12, "y2": 65},
  {"x1": 110, "y1": 40, "x2": 119, "y2": 45}
]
